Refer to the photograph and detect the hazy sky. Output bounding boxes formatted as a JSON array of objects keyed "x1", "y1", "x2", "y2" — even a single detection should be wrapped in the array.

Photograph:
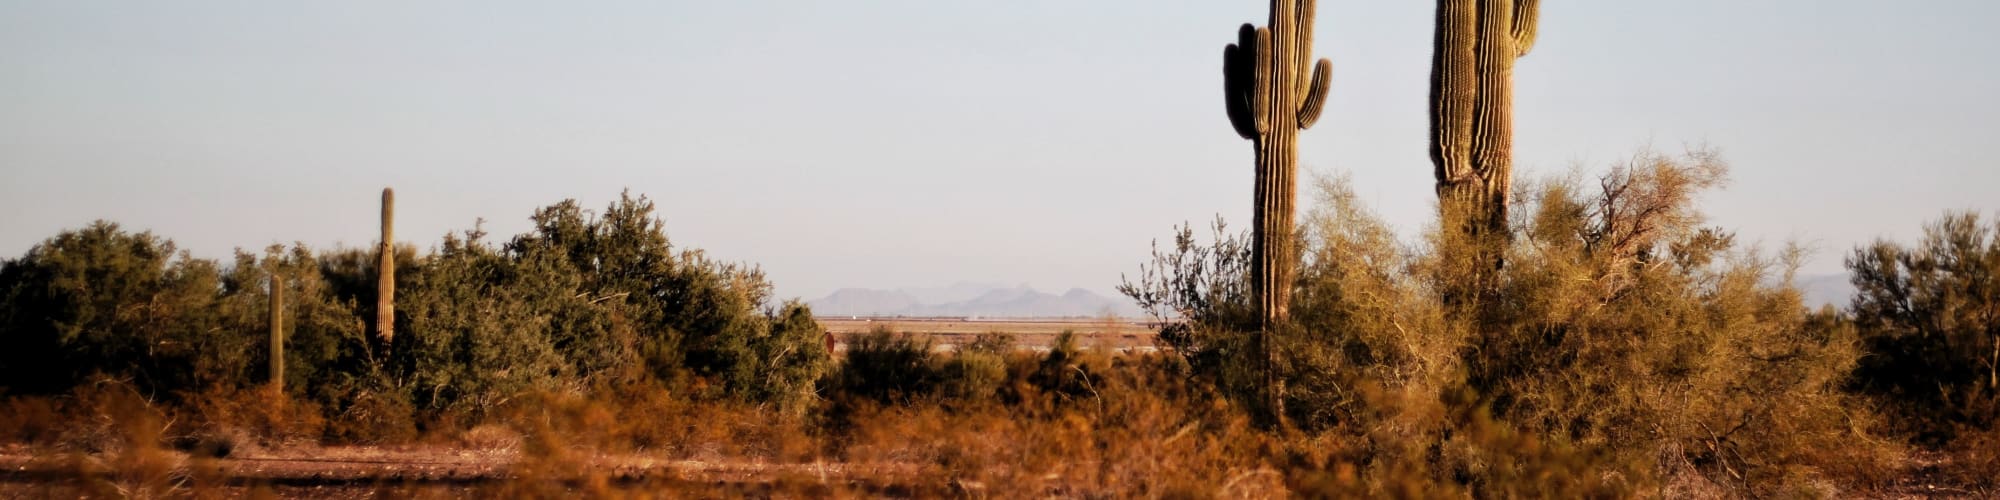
[{"x1": 4, "y1": 1, "x2": 1996, "y2": 301}]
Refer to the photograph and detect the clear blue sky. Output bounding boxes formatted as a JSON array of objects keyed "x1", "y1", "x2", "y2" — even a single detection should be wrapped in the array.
[{"x1": 3, "y1": 1, "x2": 1996, "y2": 301}]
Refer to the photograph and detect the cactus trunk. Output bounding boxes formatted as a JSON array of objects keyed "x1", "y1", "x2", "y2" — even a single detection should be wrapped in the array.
[
  {"x1": 269, "y1": 273, "x2": 284, "y2": 393},
  {"x1": 1222, "y1": 0, "x2": 1333, "y2": 427},
  {"x1": 1430, "y1": 0, "x2": 1538, "y2": 244},
  {"x1": 377, "y1": 187, "x2": 395, "y2": 346}
]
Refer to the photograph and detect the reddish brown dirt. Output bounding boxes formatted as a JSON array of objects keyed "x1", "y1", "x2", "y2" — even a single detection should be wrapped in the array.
[{"x1": 0, "y1": 444, "x2": 933, "y2": 497}]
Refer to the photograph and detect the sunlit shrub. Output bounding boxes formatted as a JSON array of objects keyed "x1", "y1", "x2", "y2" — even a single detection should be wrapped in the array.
[{"x1": 1125, "y1": 148, "x2": 1891, "y2": 494}]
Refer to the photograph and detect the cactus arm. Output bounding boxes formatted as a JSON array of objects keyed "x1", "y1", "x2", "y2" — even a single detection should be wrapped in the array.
[
  {"x1": 1431, "y1": 0, "x2": 1479, "y2": 186},
  {"x1": 1252, "y1": 27, "x2": 1274, "y2": 136},
  {"x1": 1294, "y1": 0, "x2": 1318, "y2": 97},
  {"x1": 1224, "y1": 25, "x2": 1261, "y2": 140},
  {"x1": 1296, "y1": 58, "x2": 1331, "y2": 129},
  {"x1": 1511, "y1": 0, "x2": 1539, "y2": 57},
  {"x1": 1224, "y1": 44, "x2": 1256, "y2": 139}
]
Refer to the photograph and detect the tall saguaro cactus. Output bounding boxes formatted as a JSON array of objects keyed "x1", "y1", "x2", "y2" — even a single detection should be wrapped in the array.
[
  {"x1": 269, "y1": 273, "x2": 284, "y2": 392},
  {"x1": 1430, "y1": 0, "x2": 1538, "y2": 241},
  {"x1": 377, "y1": 187, "x2": 395, "y2": 346},
  {"x1": 1222, "y1": 0, "x2": 1333, "y2": 424}
]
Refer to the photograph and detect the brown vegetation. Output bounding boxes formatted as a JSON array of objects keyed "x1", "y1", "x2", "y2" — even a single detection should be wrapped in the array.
[{"x1": 3, "y1": 153, "x2": 1991, "y2": 497}]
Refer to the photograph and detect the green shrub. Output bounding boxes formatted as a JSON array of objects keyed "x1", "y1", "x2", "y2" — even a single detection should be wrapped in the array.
[
  {"x1": 0, "y1": 222, "x2": 227, "y2": 396},
  {"x1": 937, "y1": 350, "x2": 1008, "y2": 402},
  {"x1": 498, "y1": 193, "x2": 827, "y2": 405},
  {"x1": 396, "y1": 229, "x2": 572, "y2": 415},
  {"x1": 752, "y1": 300, "x2": 833, "y2": 412},
  {"x1": 829, "y1": 327, "x2": 938, "y2": 406},
  {"x1": 1847, "y1": 211, "x2": 2000, "y2": 442},
  {"x1": 0, "y1": 191, "x2": 831, "y2": 428}
]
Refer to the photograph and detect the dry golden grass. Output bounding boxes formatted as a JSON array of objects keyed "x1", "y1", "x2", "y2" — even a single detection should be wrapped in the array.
[{"x1": 0, "y1": 355, "x2": 1988, "y2": 498}]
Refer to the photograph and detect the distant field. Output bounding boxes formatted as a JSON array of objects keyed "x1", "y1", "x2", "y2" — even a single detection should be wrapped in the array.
[{"x1": 818, "y1": 317, "x2": 1162, "y2": 352}]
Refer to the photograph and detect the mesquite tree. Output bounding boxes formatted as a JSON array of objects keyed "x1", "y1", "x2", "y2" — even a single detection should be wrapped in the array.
[
  {"x1": 1430, "y1": 0, "x2": 1539, "y2": 241},
  {"x1": 1222, "y1": 0, "x2": 1333, "y2": 424}
]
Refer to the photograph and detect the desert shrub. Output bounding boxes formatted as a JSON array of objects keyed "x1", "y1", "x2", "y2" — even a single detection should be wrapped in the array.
[
  {"x1": 57, "y1": 378, "x2": 182, "y2": 498},
  {"x1": 495, "y1": 192, "x2": 829, "y2": 405},
  {"x1": 178, "y1": 384, "x2": 326, "y2": 454},
  {"x1": 830, "y1": 328, "x2": 1104, "y2": 411},
  {"x1": 965, "y1": 331, "x2": 1016, "y2": 353},
  {"x1": 492, "y1": 382, "x2": 817, "y2": 465},
  {"x1": 829, "y1": 327, "x2": 939, "y2": 406},
  {"x1": 1118, "y1": 220, "x2": 1266, "y2": 410},
  {"x1": 323, "y1": 387, "x2": 418, "y2": 444},
  {"x1": 261, "y1": 245, "x2": 380, "y2": 406},
  {"x1": 1452, "y1": 150, "x2": 1888, "y2": 494},
  {"x1": 1847, "y1": 211, "x2": 2000, "y2": 441},
  {"x1": 1938, "y1": 425, "x2": 2000, "y2": 493},
  {"x1": 347, "y1": 191, "x2": 830, "y2": 417},
  {"x1": 312, "y1": 242, "x2": 418, "y2": 347},
  {"x1": 1021, "y1": 331, "x2": 1114, "y2": 405},
  {"x1": 0, "y1": 190, "x2": 831, "y2": 447},
  {"x1": 936, "y1": 352, "x2": 1007, "y2": 404},
  {"x1": 838, "y1": 351, "x2": 1285, "y2": 498},
  {"x1": 396, "y1": 227, "x2": 575, "y2": 415},
  {"x1": 750, "y1": 300, "x2": 834, "y2": 411},
  {"x1": 0, "y1": 222, "x2": 232, "y2": 396},
  {"x1": 0, "y1": 395, "x2": 64, "y2": 445},
  {"x1": 1125, "y1": 148, "x2": 1889, "y2": 494}
]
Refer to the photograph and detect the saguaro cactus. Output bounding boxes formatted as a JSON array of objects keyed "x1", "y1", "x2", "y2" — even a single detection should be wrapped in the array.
[
  {"x1": 269, "y1": 273, "x2": 284, "y2": 392},
  {"x1": 1222, "y1": 0, "x2": 1333, "y2": 424},
  {"x1": 377, "y1": 187, "x2": 395, "y2": 345},
  {"x1": 1430, "y1": 0, "x2": 1538, "y2": 240}
]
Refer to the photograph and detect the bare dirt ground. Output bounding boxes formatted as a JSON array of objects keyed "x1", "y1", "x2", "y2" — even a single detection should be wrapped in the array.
[
  {"x1": 0, "y1": 443, "x2": 1986, "y2": 498},
  {"x1": 0, "y1": 444, "x2": 936, "y2": 498}
]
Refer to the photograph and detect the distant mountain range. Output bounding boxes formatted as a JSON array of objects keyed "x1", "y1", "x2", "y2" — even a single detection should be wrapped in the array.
[
  {"x1": 1796, "y1": 273, "x2": 1855, "y2": 310},
  {"x1": 808, "y1": 282, "x2": 1143, "y2": 318}
]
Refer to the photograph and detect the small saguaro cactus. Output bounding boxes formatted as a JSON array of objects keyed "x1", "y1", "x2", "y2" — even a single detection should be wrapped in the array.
[
  {"x1": 269, "y1": 273, "x2": 284, "y2": 392},
  {"x1": 377, "y1": 187, "x2": 395, "y2": 345},
  {"x1": 1430, "y1": 0, "x2": 1539, "y2": 240},
  {"x1": 1222, "y1": 0, "x2": 1334, "y2": 426}
]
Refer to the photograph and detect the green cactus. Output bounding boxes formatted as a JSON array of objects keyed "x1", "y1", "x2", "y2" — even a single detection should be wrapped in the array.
[
  {"x1": 1222, "y1": 0, "x2": 1334, "y2": 425},
  {"x1": 377, "y1": 187, "x2": 395, "y2": 346},
  {"x1": 269, "y1": 273, "x2": 284, "y2": 392},
  {"x1": 1430, "y1": 0, "x2": 1539, "y2": 239}
]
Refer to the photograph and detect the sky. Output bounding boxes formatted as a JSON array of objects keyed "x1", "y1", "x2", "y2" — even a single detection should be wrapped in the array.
[{"x1": 3, "y1": 1, "x2": 1996, "y2": 302}]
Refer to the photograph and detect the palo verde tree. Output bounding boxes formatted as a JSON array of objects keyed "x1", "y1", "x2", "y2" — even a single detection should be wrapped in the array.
[{"x1": 1221, "y1": 0, "x2": 1333, "y2": 425}]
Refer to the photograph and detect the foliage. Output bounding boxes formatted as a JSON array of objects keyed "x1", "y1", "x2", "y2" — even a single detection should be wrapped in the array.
[
  {"x1": 0, "y1": 222, "x2": 225, "y2": 396},
  {"x1": 0, "y1": 190, "x2": 830, "y2": 429},
  {"x1": 493, "y1": 192, "x2": 827, "y2": 409},
  {"x1": 0, "y1": 166, "x2": 1983, "y2": 495},
  {"x1": 1847, "y1": 210, "x2": 2000, "y2": 440},
  {"x1": 1124, "y1": 149, "x2": 1893, "y2": 494},
  {"x1": 827, "y1": 327, "x2": 939, "y2": 407}
]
